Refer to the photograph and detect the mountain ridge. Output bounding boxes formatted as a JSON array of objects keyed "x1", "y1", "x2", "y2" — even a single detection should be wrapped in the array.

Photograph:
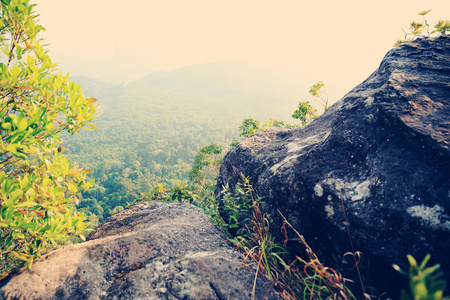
[{"x1": 73, "y1": 60, "x2": 304, "y2": 120}]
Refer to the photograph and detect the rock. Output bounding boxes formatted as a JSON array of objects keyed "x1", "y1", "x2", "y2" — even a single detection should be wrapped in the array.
[
  {"x1": 215, "y1": 36, "x2": 450, "y2": 297},
  {"x1": 0, "y1": 201, "x2": 279, "y2": 299}
]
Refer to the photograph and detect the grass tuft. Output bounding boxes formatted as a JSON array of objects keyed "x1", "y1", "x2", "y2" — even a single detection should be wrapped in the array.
[{"x1": 225, "y1": 177, "x2": 361, "y2": 299}]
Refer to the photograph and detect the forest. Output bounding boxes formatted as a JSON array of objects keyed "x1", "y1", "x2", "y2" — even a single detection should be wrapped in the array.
[{"x1": 61, "y1": 62, "x2": 307, "y2": 225}]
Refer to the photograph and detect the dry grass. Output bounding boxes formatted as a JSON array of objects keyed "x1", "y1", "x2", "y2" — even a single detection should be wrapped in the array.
[{"x1": 229, "y1": 183, "x2": 370, "y2": 300}]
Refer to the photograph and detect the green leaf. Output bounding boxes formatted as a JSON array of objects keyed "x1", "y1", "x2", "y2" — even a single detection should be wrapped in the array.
[
  {"x1": 71, "y1": 218, "x2": 80, "y2": 227},
  {"x1": 44, "y1": 232, "x2": 62, "y2": 239},
  {"x1": 5, "y1": 143, "x2": 17, "y2": 153},
  {"x1": 418, "y1": 9, "x2": 431, "y2": 16},
  {"x1": 8, "y1": 190, "x2": 23, "y2": 207},
  {"x1": 19, "y1": 222, "x2": 37, "y2": 229},
  {"x1": 27, "y1": 258, "x2": 33, "y2": 270},
  {"x1": 407, "y1": 254, "x2": 417, "y2": 268},
  {"x1": 27, "y1": 111, "x2": 41, "y2": 126},
  {"x1": 15, "y1": 201, "x2": 38, "y2": 208},
  {"x1": 18, "y1": 118, "x2": 28, "y2": 131},
  {"x1": 1, "y1": 122, "x2": 12, "y2": 131},
  {"x1": 3, "y1": 235, "x2": 12, "y2": 247},
  {"x1": 10, "y1": 65, "x2": 20, "y2": 82},
  {"x1": 11, "y1": 251, "x2": 30, "y2": 262},
  {"x1": 14, "y1": 232, "x2": 25, "y2": 239},
  {"x1": 414, "y1": 282, "x2": 428, "y2": 297},
  {"x1": 419, "y1": 254, "x2": 431, "y2": 270},
  {"x1": 20, "y1": 176, "x2": 29, "y2": 189},
  {"x1": 42, "y1": 177, "x2": 52, "y2": 187}
]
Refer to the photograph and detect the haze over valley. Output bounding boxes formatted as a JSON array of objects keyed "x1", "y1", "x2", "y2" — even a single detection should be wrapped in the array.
[{"x1": 63, "y1": 61, "x2": 311, "y2": 222}]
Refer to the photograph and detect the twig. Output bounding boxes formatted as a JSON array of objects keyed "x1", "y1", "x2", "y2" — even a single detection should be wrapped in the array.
[{"x1": 339, "y1": 189, "x2": 366, "y2": 295}]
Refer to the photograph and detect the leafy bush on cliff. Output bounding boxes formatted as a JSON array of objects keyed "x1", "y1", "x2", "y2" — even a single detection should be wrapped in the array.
[{"x1": 0, "y1": 0, "x2": 97, "y2": 273}]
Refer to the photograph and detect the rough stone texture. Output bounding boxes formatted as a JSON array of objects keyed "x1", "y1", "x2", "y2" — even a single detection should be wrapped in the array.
[
  {"x1": 0, "y1": 201, "x2": 279, "y2": 299},
  {"x1": 216, "y1": 36, "x2": 450, "y2": 296}
]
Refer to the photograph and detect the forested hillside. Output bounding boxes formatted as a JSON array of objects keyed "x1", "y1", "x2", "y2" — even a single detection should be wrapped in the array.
[{"x1": 62, "y1": 61, "x2": 302, "y2": 224}]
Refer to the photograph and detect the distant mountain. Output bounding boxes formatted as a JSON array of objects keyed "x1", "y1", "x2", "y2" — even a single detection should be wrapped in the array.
[
  {"x1": 118, "y1": 60, "x2": 303, "y2": 121},
  {"x1": 133, "y1": 61, "x2": 294, "y2": 95},
  {"x1": 70, "y1": 76, "x2": 123, "y2": 99},
  {"x1": 72, "y1": 61, "x2": 305, "y2": 120}
]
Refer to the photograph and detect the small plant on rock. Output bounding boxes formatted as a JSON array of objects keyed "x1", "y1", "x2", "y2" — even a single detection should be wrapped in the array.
[
  {"x1": 393, "y1": 254, "x2": 450, "y2": 300},
  {"x1": 220, "y1": 175, "x2": 257, "y2": 236},
  {"x1": 292, "y1": 81, "x2": 330, "y2": 126},
  {"x1": 394, "y1": 10, "x2": 450, "y2": 47},
  {"x1": 292, "y1": 100, "x2": 317, "y2": 126},
  {"x1": 238, "y1": 117, "x2": 293, "y2": 138}
]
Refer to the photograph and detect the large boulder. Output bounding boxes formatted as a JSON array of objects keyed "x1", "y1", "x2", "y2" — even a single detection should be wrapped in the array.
[
  {"x1": 0, "y1": 201, "x2": 278, "y2": 299},
  {"x1": 216, "y1": 36, "x2": 450, "y2": 296}
]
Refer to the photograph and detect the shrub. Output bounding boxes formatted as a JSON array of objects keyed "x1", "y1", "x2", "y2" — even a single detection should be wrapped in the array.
[{"x1": 0, "y1": 0, "x2": 97, "y2": 273}]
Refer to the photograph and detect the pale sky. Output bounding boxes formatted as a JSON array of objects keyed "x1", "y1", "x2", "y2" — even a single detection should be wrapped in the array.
[{"x1": 35, "y1": 0, "x2": 450, "y2": 100}]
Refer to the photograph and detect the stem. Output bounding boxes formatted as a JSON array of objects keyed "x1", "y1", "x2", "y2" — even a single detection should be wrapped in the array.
[{"x1": 339, "y1": 189, "x2": 365, "y2": 295}]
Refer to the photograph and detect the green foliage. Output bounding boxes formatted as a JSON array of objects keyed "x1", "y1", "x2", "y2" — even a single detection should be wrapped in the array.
[
  {"x1": 239, "y1": 117, "x2": 293, "y2": 138},
  {"x1": 292, "y1": 101, "x2": 317, "y2": 126},
  {"x1": 239, "y1": 117, "x2": 261, "y2": 138},
  {"x1": 229, "y1": 138, "x2": 239, "y2": 148},
  {"x1": 292, "y1": 81, "x2": 330, "y2": 126},
  {"x1": 188, "y1": 144, "x2": 222, "y2": 188},
  {"x1": 394, "y1": 10, "x2": 449, "y2": 47},
  {"x1": 127, "y1": 144, "x2": 225, "y2": 228},
  {"x1": 151, "y1": 182, "x2": 167, "y2": 200},
  {"x1": 418, "y1": 10, "x2": 432, "y2": 16},
  {"x1": 0, "y1": 0, "x2": 97, "y2": 273},
  {"x1": 183, "y1": 144, "x2": 225, "y2": 226},
  {"x1": 434, "y1": 20, "x2": 450, "y2": 35},
  {"x1": 308, "y1": 81, "x2": 324, "y2": 97},
  {"x1": 63, "y1": 87, "x2": 239, "y2": 222},
  {"x1": 410, "y1": 21, "x2": 428, "y2": 36},
  {"x1": 309, "y1": 81, "x2": 329, "y2": 111},
  {"x1": 220, "y1": 175, "x2": 255, "y2": 236},
  {"x1": 262, "y1": 118, "x2": 291, "y2": 130},
  {"x1": 168, "y1": 182, "x2": 199, "y2": 204},
  {"x1": 393, "y1": 254, "x2": 450, "y2": 300},
  {"x1": 58, "y1": 61, "x2": 299, "y2": 222}
]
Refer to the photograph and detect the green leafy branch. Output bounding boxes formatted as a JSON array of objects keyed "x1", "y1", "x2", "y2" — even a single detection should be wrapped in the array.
[
  {"x1": 292, "y1": 81, "x2": 329, "y2": 126},
  {"x1": 1, "y1": 0, "x2": 98, "y2": 274}
]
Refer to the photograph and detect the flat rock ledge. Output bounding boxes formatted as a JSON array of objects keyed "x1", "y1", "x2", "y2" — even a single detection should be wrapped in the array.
[{"x1": 0, "y1": 201, "x2": 278, "y2": 299}]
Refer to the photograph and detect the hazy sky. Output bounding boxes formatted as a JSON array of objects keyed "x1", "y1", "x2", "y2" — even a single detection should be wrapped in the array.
[{"x1": 35, "y1": 0, "x2": 450, "y2": 100}]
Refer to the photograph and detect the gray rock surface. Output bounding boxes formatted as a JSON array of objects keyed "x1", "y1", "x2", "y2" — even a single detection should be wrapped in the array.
[
  {"x1": 216, "y1": 36, "x2": 450, "y2": 297},
  {"x1": 0, "y1": 201, "x2": 278, "y2": 299}
]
